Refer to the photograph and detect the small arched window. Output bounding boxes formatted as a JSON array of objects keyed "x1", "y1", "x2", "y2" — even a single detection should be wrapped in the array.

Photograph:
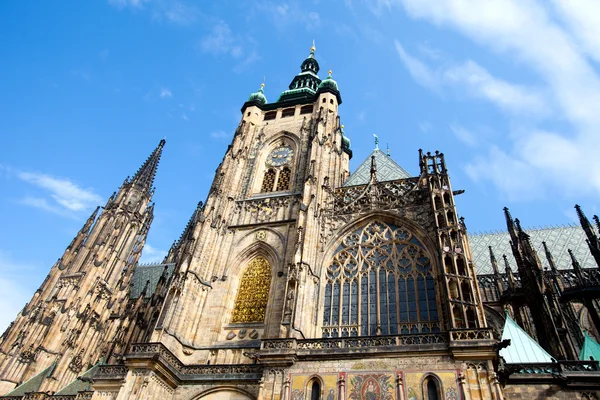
[
  {"x1": 261, "y1": 169, "x2": 276, "y2": 192},
  {"x1": 231, "y1": 256, "x2": 272, "y2": 323},
  {"x1": 423, "y1": 376, "x2": 441, "y2": 400},
  {"x1": 276, "y1": 167, "x2": 291, "y2": 191},
  {"x1": 310, "y1": 380, "x2": 320, "y2": 400}
]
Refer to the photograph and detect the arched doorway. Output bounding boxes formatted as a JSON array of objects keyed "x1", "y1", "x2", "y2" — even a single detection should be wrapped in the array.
[{"x1": 199, "y1": 390, "x2": 253, "y2": 400}]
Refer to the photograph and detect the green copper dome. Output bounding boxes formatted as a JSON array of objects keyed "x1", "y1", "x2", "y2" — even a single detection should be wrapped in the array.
[
  {"x1": 340, "y1": 125, "x2": 351, "y2": 158},
  {"x1": 247, "y1": 84, "x2": 267, "y2": 105},
  {"x1": 318, "y1": 70, "x2": 338, "y2": 91}
]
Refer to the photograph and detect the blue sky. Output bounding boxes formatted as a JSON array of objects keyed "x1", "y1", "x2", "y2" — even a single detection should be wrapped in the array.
[{"x1": 1, "y1": 0, "x2": 599, "y2": 331}]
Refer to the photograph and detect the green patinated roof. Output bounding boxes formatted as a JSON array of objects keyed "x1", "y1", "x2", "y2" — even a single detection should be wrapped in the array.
[
  {"x1": 580, "y1": 332, "x2": 600, "y2": 361},
  {"x1": 4, "y1": 364, "x2": 55, "y2": 396},
  {"x1": 130, "y1": 263, "x2": 175, "y2": 299},
  {"x1": 343, "y1": 149, "x2": 412, "y2": 187},
  {"x1": 54, "y1": 362, "x2": 101, "y2": 395},
  {"x1": 500, "y1": 313, "x2": 552, "y2": 363},
  {"x1": 469, "y1": 225, "x2": 595, "y2": 275}
]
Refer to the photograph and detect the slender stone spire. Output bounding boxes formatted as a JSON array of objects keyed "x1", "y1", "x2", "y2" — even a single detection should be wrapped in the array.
[
  {"x1": 489, "y1": 246, "x2": 504, "y2": 295},
  {"x1": 504, "y1": 207, "x2": 518, "y2": 243},
  {"x1": 542, "y1": 242, "x2": 558, "y2": 275},
  {"x1": 130, "y1": 139, "x2": 166, "y2": 195},
  {"x1": 575, "y1": 205, "x2": 600, "y2": 268},
  {"x1": 489, "y1": 246, "x2": 500, "y2": 276},
  {"x1": 568, "y1": 249, "x2": 586, "y2": 287},
  {"x1": 503, "y1": 254, "x2": 516, "y2": 291}
]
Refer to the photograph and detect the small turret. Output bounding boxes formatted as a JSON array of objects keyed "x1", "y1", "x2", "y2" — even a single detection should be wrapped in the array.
[{"x1": 247, "y1": 83, "x2": 268, "y2": 106}]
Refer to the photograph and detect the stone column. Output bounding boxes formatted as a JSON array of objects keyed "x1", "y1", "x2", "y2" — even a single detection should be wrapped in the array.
[
  {"x1": 338, "y1": 373, "x2": 346, "y2": 400},
  {"x1": 282, "y1": 376, "x2": 291, "y2": 400},
  {"x1": 458, "y1": 372, "x2": 471, "y2": 400},
  {"x1": 396, "y1": 373, "x2": 405, "y2": 400}
]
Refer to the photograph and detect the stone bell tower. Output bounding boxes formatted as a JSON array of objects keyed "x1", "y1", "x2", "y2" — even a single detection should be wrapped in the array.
[{"x1": 150, "y1": 44, "x2": 352, "y2": 366}]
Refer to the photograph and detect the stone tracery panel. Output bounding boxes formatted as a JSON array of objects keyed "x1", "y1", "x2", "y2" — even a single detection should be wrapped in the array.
[{"x1": 322, "y1": 221, "x2": 439, "y2": 337}]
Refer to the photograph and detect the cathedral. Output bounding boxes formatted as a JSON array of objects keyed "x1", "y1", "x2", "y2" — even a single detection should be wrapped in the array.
[{"x1": 1, "y1": 46, "x2": 600, "y2": 400}]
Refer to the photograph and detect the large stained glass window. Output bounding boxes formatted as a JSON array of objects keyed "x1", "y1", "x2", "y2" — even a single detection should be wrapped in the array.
[
  {"x1": 231, "y1": 256, "x2": 272, "y2": 323},
  {"x1": 322, "y1": 221, "x2": 439, "y2": 337}
]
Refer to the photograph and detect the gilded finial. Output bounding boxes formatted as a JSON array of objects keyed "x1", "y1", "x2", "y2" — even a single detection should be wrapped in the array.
[
  {"x1": 328, "y1": 69, "x2": 332, "y2": 75},
  {"x1": 310, "y1": 40, "x2": 316, "y2": 54}
]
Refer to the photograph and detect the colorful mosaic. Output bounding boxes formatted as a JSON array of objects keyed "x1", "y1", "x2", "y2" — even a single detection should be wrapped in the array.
[{"x1": 348, "y1": 373, "x2": 394, "y2": 400}]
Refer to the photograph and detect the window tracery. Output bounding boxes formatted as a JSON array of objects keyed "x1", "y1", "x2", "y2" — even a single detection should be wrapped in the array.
[
  {"x1": 261, "y1": 169, "x2": 276, "y2": 192},
  {"x1": 276, "y1": 167, "x2": 291, "y2": 191},
  {"x1": 231, "y1": 256, "x2": 272, "y2": 323},
  {"x1": 322, "y1": 221, "x2": 439, "y2": 337}
]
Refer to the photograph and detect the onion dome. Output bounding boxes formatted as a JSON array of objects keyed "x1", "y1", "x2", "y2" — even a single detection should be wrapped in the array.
[
  {"x1": 340, "y1": 125, "x2": 352, "y2": 158},
  {"x1": 247, "y1": 83, "x2": 267, "y2": 105},
  {"x1": 318, "y1": 70, "x2": 338, "y2": 91}
]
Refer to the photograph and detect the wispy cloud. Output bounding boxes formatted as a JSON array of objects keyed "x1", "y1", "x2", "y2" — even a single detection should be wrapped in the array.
[
  {"x1": 450, "y1": 123, "x2": 477, "y2": 147},
  {"x1": 160, "y1": 87, "x2": 172, "y2": 98},
  {"x1": 250, "y1": 1, "x2": 321, "y2": 31},
  {"x1": 108, "y1": 0, "x2": 197, "y2": 25},
  {"x1": 108, "y1": 0, "x2": 147, "y2": 9},
  {"x1": 139, "y1": 244, "x2": 168, "y2": 263},
  {"x1": 394, "y1": 41, "x2": 547, "y2": 116},
  {"x1": 386, "y1": 0, "x2": 600, "y2": 200},
  {"x1": 199, "y1": 21, "x2": 260, "y2": 72},
  {"x1": 4, "y1": 168, "x2": 102, "y2": 217}
]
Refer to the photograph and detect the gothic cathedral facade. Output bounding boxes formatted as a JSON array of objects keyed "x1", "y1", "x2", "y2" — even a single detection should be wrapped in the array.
[{"x1": 1, "y1": 47, "x2": 600, "y2": 400}]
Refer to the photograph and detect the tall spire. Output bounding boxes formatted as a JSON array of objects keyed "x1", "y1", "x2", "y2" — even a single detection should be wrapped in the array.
[{"x1": 130, "y1": 139, "x2": 165, "y2": 195}]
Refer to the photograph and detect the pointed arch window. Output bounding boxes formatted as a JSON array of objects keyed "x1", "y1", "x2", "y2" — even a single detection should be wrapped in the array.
[
  {"x1": 261, "y1": 169, "x2": 276, "y2": 192},
  {"x1": 423, "y1": 375, "x2": 441, "y2": 400},
  {"x1": 322, "y1": 221, "x2": 439, "y2": 337},
  {"x1": 276, "y1": 167, "x2": 291, "y2": 191},
  {"x1": 231, "y1": 256, "x2": 272, "y2": 323}
]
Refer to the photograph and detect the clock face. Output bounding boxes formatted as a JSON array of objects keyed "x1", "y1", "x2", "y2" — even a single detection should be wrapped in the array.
[{"x1": 266, "y1": 146, "x2": 294, "y2": 167}]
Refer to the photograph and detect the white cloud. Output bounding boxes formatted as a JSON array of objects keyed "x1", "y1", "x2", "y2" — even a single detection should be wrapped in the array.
[
  {"x1": 387, "y1": 0, "x2": 600, "y2": 200},
  {"x1": 139, "y1": 244, "x2": 168, "y2": 263},
  {"x1": 252, "y1": 2, "x2": 321, "y2": 31},
  {"x1": 109, "y1": 0, "x2": 197, "y2": 25},
  {"x1": 160, "y1": 88, "x2": 172, "y2": 98},
  {"x1": 159, "y1": 0, "x2": 197, "y2": 25},
  {"x1": 200, "y1": 21, "x2": 239, "y2": 56},
  {"x1": 550, "y1": 0, "x2": 600, "y2": 65},
  {"x1": 199, "y1": 22, "x2": 260, "y2": 72},
  {"x1": 464, "y1": 146, "x2": 542, "y2": 202},
  {"x1": 443, "y1": 61, "x2": 547, "y2": 115},
  {"x1": 14, "y1": 170, "x2": 102, "y2": 216},
  {"x1": 108, "y1": 0, "x2": 147, "y2": 9},
  {"x1": 395, "y1": 41, "x2": 547, "y2": 116},
  {"x1": 394, "y1": 41, "x2": 440, "y2": 92},
  {"x1": 450, "y1": 123, "x2": 477, "y2": 147}
]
